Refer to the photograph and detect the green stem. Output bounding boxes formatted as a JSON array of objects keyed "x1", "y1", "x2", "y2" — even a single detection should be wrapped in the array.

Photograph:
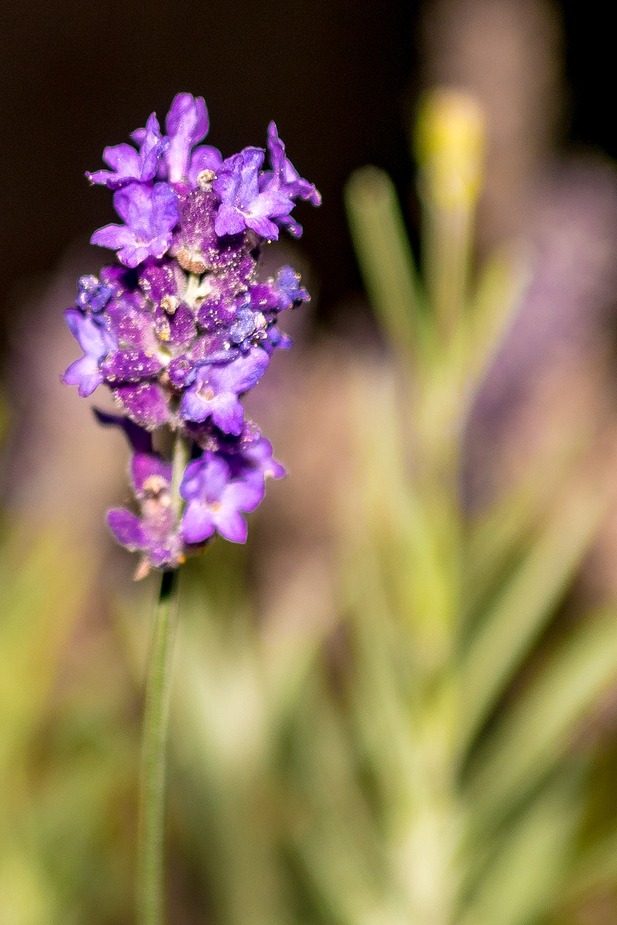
[
  {"x1": 137, "y1": 567, "x2": 179, "y2": 925},
  {"x1": 137, "y1": 429, "x2": 189, "y2": 925},
  {"x1": 170, "y1": 430, "x2": 190, "y2": 521}
]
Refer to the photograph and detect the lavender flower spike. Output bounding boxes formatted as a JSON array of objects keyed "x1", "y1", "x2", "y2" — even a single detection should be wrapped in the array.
[{"x1": 64, "y1": 91, "x2": 320, "y2": 574}]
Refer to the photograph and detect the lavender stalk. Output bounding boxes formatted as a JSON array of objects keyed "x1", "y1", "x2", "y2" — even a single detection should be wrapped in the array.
[
  {"x1": 61, "y1": 91, "x2": 320, "y2": 923},
  {"x1": 137, "y1": 567, "x2": 178, "y2": 925}
]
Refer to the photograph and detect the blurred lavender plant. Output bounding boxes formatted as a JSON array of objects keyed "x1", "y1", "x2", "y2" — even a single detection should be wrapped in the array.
[
  {"x1": 339, "y1": 88, "x2": 617, "y2": 925},
  {"x1": 63, "y1": 92, "x2": 319, "y2": 578}
]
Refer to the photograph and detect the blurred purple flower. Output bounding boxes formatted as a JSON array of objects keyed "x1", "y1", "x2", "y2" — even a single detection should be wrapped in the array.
[
  {"x1": 275, "y1": 265, "x2": 310, "y2": 308},
  {"x1": 108, "y1": 451, "x2": 184, "y2": 568},
  {"x1": 227, "y1": 435, "x2": 286, "y2": 487}
]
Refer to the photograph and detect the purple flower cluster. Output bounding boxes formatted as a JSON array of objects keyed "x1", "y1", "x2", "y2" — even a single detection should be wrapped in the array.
[{"x1": 64, "y1": 93, "x2": 319, "y2": 576}]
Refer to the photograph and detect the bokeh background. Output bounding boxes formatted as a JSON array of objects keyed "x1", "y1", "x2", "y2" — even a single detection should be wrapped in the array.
[
  {"x1": 5, "y1": 2, "x2": 617, "y2": 924},
  {"x1": 0, "y1": 0, "x2": 616, "y2": 331}
]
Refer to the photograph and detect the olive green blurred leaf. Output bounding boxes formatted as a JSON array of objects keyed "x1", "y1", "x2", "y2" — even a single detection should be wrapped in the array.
[
  {"x1": 464, "y1": 607, "x2": 617, "y2": 833},
  {"x1": 345, "y1": 166, "x2": 427, "y2": 361},
  {"x1": 460, "y1": 480, "x2": 609, "y2": 749},
  {"x1": 458, "y1": 768, "x2": 581, "y2": 925}
]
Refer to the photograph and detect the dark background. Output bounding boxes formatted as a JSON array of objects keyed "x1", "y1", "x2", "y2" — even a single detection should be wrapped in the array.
[{"x1": 0, "y1": 0, "x2": 614, "y2": 334}]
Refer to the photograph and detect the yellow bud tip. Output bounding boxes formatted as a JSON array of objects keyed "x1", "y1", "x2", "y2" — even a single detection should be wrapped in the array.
[{"x1": 414, "y1": 88, "x2": 485, "y2": 209}]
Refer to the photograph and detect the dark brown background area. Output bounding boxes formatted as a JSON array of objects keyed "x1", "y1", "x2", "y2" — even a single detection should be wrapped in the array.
[
  {"x1": 0, "y1": 0, "x2": 414, "y2": 334},
  {"x1": 0, "y1": 0, "x2": 614, "y2": 338}
]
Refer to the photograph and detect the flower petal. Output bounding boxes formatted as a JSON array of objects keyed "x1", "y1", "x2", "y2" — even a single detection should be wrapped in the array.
[
  {"x1": 182, "y1": 500, "x2": 215, "y2": 544},
  {"x1": 213, "y1": 508, "x2": 248, "y2": 543},
  {"x1": 62, "y1": 355, "x2": 103, "y2": 397},
  {"x1": 108, "y1": 509, "x2": 147, "y2": 550},
  {"x1": 222, "y1": 479, "x2": 264, "y2": 513},
  {"x1": 131, "y1": 453, "x2": 171, "y2": 493},
  {"x1": 210, "y1": 391, "x2": 244, "y2": 435}
]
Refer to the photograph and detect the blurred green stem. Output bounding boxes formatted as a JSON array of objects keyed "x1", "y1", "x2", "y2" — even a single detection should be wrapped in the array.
[
  {"x1": 423, "y1": 203, "x2": 473, "y2": 343},
  {"x1": 137, "y1": 568, "x2": 179, "y2": 925},
  {"x1": 137, "y1": 570, "x2": 178, "y2": 925},
  {"x1": 137, "y1": 432, "x2": 188, "y2": 925},
  {"x1": 345, "y1": 166, "x2": 425, "y2": 365}
]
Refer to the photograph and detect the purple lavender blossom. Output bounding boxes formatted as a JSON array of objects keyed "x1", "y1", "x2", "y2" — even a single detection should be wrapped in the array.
[
  {"x1": 87, "y1": 113, "x2": 166, "y2": 189},
  {"x1": 108, "y1": 452, "x2": 184, "y2": 569},
  {"x1": 64, "y1": 92, "x2": 320, "y2": 573},
  {"x1": 62, "y1": 309, "x2": 117, "y2": 396},
  {"x1": 164, "y1": 92, "x2": 215, "y2": 184},
  {"x1": 180, "y1": 348, "x2": 269, "y2": 434},
  {"x1": 261, "y1": 122, "x2": 321, "y2": 237},
  {"x1": 265, "y1": 122, "x2": 322, "y2": 208},
  {"x1": 213, "y1": 148, "x2": 293, "y2": 239},
  {"x1": 76, "y1": 274, "x2": 113, "y2": 313},
  {"x1": 275, "y1": 266, "x2": 310, "y2": 308},
  {"x1": 225, "y1": 435, "x2": 286, "y2": 487},
  {"x1": 180, "y1": 453, "x2": 264, "y2": 544},
  {"x1": 91, "y1": 183, "x2": 180, "y2": 267}
]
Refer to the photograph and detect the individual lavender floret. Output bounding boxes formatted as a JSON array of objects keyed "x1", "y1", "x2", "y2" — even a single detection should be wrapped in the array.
[
  {"x1": 94, "y1": 411, "x2": 185, "y2": 573},
  {"x1": 262, "y1": 121, "x2": 321, "y2": 238},
  {"x1": 62, "y1": 309, "x2": 117, "y2": 396},
  {"x1": 213, "y1": 147, "x2": 293, "y2": 239},
  {"x1": 224, "y1": 434, "x2": 286, "y2": 487},
  {"x1": 108, "y1": 451, "x2": 185, "y2": 572},
  {"x1": 86, "y1": 113, "x2": 165, "y2": 189},
  {"x1": 265, "y1": 122, "x2": 322, "y2": 207},
  {"x1": 76, "y1": 274, "x2": 113, "y2": 313},
  {"x1": 275, "y1": 265, "x2": 310, "y2": 308},
  {"x1": 180, "y1": 348, "x2": 270, "y2": 433},
  {"x1": 180, "y1": 453, "x2": 265, "y2": 544},
  {"x1": 163, "y1": 92, "x2": 223, "y2": 185},
  {"x1": 91, "y1": 183, "x2": 180, "y2": 267}
]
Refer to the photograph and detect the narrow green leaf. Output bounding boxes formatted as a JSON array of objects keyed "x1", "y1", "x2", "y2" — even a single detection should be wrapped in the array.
[
  {"x1": 460, "y1": 481, "x2": 608, "y2": 747},
  {"x1": 458, "y1": 770, "x2": 580, "y2": 925},
  {"x1": 345, "y1": 167, "x2": 426, "y2": 359},
  {"x1": 464, "y1": 607, "x2": 617, "y2": 833}
]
